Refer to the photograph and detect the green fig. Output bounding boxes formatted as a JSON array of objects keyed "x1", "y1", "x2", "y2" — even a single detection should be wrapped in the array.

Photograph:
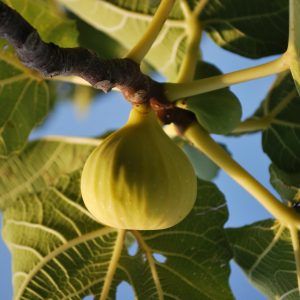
[{"x1": 81, "y1": 106, "x2": 197, "y2": 230}]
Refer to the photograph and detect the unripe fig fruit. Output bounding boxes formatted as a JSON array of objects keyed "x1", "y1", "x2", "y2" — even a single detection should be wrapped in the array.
[{"x1": 81, "y1": 107, "x2": 197, "y2": 230}]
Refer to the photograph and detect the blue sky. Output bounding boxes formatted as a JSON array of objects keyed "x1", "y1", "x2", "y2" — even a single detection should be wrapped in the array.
[{"x1": 0, "y1": 33, "x2": 279, "y2": 299}]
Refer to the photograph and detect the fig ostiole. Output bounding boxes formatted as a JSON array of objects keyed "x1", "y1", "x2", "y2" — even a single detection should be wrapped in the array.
[{"x1": 81, "y1": 106, "x2": 197, "y2": 230}]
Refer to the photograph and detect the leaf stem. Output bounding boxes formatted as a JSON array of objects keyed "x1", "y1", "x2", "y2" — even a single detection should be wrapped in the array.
[
  {"x1": 176, "y1": 13, "x2": 202, "y2": 82},
  {"x1": 193, "y1": 0, "x2": 209, "y2": 17},
  {"x1": 288, "y1": 0, "x2": 297, "y2": 50},
  {"x1": 184, "y1": 122, "x2": 300, "y2": 227},
  {"x1": 100, "y1": 229, "x2": 126, "y2": 300},
  {"x1": 232, "y1": 117, "x2": 270, "y2": 134},
  {"x1": 289, "y1": 226, "x2": 300, "y2": 295},
  {"x1": 232, "y1": 88, "x2": 297, "y2": 134},
  {"x1": 164, "y1": 55, "x2": 290, "y2": 101},
  {"x1": 126, "y1": 0, "x2": 176, "y2": 63},
  {"x1": 132, "y1": 231, "x2": 164, "y2": 300}
]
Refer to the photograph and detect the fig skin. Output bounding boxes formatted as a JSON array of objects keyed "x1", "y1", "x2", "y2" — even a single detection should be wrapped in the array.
[{"x1": 81, "y1": 107, "x2": 197, "y2": 230}]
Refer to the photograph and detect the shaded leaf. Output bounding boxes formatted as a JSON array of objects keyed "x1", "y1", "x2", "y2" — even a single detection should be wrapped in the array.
[
  {"x1": 256, "y1": 73, "x2": 300, "y2": 172},
  {"x1": 183, "y1": 142, "x2": 219, "y2": 180},
  {"x1": 171, "y1": 135, "x2": 222, "y2": 181},
  {"x1": 287, "y1": 0, "x2": 300, "y2": 94},
  {"x1": 228, "y1": 220, "x2": 299, "y2": 300},
  {"x1": 1, "y1": 138, "x2": 233, "y2": 299},
  {"x1": 270, "y1": 164, "x2": 300, "y2": 204},
  {"x1": 187, "y1": 61, "x2": 242, "y2": 134},
  {"x1": 0, "y1": 137, "x2": 99, "y2": 210},
  {"x1": 136, "y1": 179, "x2": 233, "y2": 300},
  {"x1": 57, "y1": 0, "x2": 187, "y2": 80},
  {"x1": 201, "y1": 0, "x2": 288, "y2": 58},
  {"x1": 0, "y1": 0, "x2": 78, "y2": 156}
]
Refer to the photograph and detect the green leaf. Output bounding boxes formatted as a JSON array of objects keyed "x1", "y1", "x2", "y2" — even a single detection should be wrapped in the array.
[
  {"x1": 0, "y1": 0, "x2": 79, "y2": 157},
  {"x1": 183, "y1": 142, "x2": 219, "y2": 180},
  {"x1": 0, "y1": 137, "x2": 99, "y2": 210},
  {"x1": 287, "y1": 0, "x2": 300, "y2": 94},
  {"x1": 1, "y1": 138, "x2": 233, "y2": 299},
  {"x1": 57, "y1": 0, "x2": 187, "y2": 80},
  {"x1": 187, "y1": 61, "x2": 242, "y2": 134},
  {"x1": 228, "y1": 220, "x2": 299, "y2": 299},
  {"x1": 135, "y1": 179, "x2": 233, "y2": 300},
  {"x1": 256, "y1": 73, "x2": 300, "y2": 172},
  {"x1": 75, "y1": 16, "x2": 127, "y2": 59},
  {"x1": 3, "y1": 0, "x2": 78, "y2": 47},
  {"x1": 270, "y1": 164, "x2": 300, "y2": 204},
  {"x1": 201, "y1": 0, "x2": 288, "y2": 58},
  {"x1": 0, "y1": 65, "x2": 52, "y2": 157}
]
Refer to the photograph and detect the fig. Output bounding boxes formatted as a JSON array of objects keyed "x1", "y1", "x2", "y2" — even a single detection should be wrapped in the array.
[{"x1": 81, "y1": 106, "x2": 197, "y2": 230}]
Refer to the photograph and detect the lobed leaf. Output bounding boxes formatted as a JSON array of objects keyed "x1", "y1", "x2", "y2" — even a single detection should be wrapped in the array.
[{"x1": 228, "y1": 220, "x2": 299, "y2": 300}]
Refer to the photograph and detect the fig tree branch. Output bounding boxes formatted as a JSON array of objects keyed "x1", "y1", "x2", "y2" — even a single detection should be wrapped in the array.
[
  {"x1": 0, "y1": 1, "x2": 196, "y2": 129},
  {"x1": 0, "y1": 1, "x2": 163, "y2": 104}
]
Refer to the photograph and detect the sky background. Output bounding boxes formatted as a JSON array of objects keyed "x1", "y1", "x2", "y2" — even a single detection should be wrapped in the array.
[{"x1": 0, "y1": 33, "x2": 280, "y2": 299}]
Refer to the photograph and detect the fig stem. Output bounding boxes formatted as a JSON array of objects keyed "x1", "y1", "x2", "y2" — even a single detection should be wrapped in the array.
[
  {"x1": 100, "y1": 229, "x2": 126, "y2": 300},
  {"x1": 132, "y1": 231, "x2": 164, "y2": 300},
  {"x1": 176, "y1": 6, "x2": 202, "y2": 83},
  {"x1": 193, "y1": 0, "x2": 209, "y2": 18},
  {"x1": 164, "y1": 54, "x2": 289, "y2": 102},
  {"x1": 126, "y1": 0, "x2": 176, "y2": 63},
  {"x1": 184, "y1": 122, "x2": 300, "y2": 228},
  {"x1": 288, "y1": 0, "x2": 297, "y2": 50},
  {"x1": 232, "y1": 88, "x2": 297, "y2": 134},
  {"x1": 289, "y1": 225, "x2": 300, "y2": 294},
  {"x1": 231, "y1": 117, "x2": 270, "y2": 134}
]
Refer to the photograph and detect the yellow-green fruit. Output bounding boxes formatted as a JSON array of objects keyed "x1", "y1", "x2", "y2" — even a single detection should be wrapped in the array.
[{"x1": 81, "y1": 107, "x2": 197, "y2": 230}]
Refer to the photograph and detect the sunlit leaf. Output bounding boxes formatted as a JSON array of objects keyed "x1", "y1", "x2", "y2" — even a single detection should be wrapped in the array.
[
  {"x1": 57, "y1": 0, "x2": 187, "y2": 80},
  {"x1": 228, "y1": 220, "x2": 299, "y2": 300},
  {"x1": 0, "y1": 137, "x2": 99, "y2": 210},
  {"x1": 0, "y1": 0, "x2": 78, "y2": 156}
]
